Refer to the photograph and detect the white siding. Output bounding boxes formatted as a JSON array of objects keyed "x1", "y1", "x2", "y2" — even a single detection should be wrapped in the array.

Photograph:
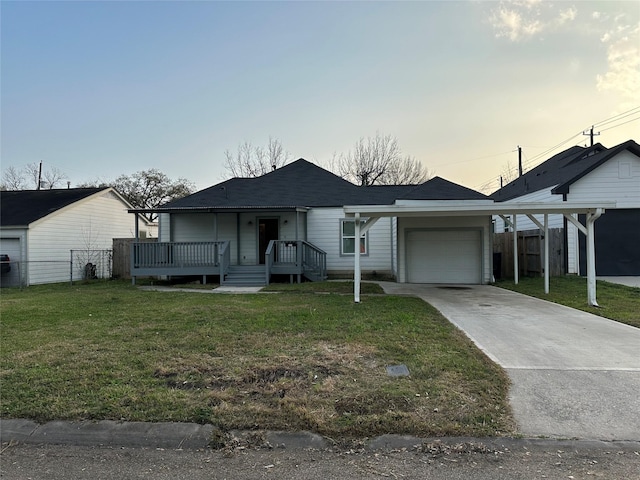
[
  {"x1": 493, "y1": 188, "x2": 564, "y2": 232},
  {"x1": 566, "y1": 151, "x2": 640, "y2": 207},
  {"x1": 397, "y1": 216, "x2": 492, "y2": 284},
  {"x1": 307, "y1": 208, "x2": 393, "y2": 274},
  {"x1": 27, "y1": 190, "x2": 136, "y2": 285},
  {"x1": 171, "y1": 213, "x2": 216, "y2": 242}
]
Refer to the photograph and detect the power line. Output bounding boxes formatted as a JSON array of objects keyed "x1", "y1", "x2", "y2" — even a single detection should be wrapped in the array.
[
  {"x1": 593, "y1": 106, "x2": 640, "y2": 128},
  {"x1": 599, "y1": 115, "x2": 640, "y2": 132},
  {"x1": 473, "y1": 108, "x2": 639, "y2": 194}
]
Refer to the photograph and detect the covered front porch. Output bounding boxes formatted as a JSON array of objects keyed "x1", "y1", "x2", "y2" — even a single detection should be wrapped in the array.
[{"x1": 128, "y1": 206, "x2": 326, "y2": 285}]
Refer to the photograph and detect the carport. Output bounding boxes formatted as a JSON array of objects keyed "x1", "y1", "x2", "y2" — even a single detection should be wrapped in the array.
[{"x1": 344, "y1": 201, "x2": 616, "y2": 306}]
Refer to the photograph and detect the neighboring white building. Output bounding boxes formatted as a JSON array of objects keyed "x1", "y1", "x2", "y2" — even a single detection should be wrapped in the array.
[
  {"x1": 492, "y1": 139, "x2": 640, "y2": 276},
  {"x1": 0, "y1": 187, "x2": 152, "y2": 286}
]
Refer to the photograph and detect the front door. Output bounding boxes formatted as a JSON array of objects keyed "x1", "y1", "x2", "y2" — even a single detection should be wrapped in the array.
[{"x1": 258, "y1": 218, "x2": 279, "y2": 264}]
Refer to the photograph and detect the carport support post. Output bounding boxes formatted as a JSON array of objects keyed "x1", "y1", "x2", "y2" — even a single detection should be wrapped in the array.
[
  {"x1": 544, "y1": 214, "x2": 549, "y2": 294},
  {"x1": 354, "y1": 213, "x2": 361, "y2": 303},
  {"x1": 586, "y1": 209, "x2": 602, "y2": 307},
  {"x1": 512, "y1": 215, "x2": 518, "y2": 284}
]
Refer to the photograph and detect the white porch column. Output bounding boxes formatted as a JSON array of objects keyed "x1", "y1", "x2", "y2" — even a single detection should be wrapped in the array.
[
  {"x1": 513, "y1": 215, "x2": 518, "y2": 284},
  {"x1": 354, "y1": 213, "x2": 361, "y2": 303},
  {"x1": 544, "y1": 214, "x2": 549, "y2": 294},
  {"x1": 586, "y1": 209, "x2": 603, "y2": 306}
]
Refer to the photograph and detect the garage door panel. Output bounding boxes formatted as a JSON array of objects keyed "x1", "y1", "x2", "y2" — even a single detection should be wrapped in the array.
[{"x1": 407, "y1": 230, "x2": 481, "y2": 284}]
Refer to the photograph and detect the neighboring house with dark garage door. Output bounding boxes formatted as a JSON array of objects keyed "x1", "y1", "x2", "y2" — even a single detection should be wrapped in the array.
[{"x1": 491, "y1": 139, "x2": 640, "y2": 276}]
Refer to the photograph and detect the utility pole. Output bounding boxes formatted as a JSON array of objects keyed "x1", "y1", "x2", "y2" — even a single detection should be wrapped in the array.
[
  {"x1": 518, "y1": 146, "x2": 523, "y2": 177},
  {"x1": 582, "y1": 125, "x2": 600, "y2": 146},
  {"x1": 37, "y1": 161, "x2": 43, "y2": 190}
]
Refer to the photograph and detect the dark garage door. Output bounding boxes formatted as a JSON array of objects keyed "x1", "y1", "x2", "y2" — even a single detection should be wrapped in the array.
[{"x1": 579, "y1": 209, "x2": 640, "y2": 276}]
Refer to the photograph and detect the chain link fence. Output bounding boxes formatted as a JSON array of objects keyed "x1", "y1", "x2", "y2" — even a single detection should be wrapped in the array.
[{"x1": 70, "y1": 249, "x2": 113, "y2": 283}]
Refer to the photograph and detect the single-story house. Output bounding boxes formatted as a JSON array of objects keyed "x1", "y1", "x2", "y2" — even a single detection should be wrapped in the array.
[
  {"x1": 0, "y1": 187, "x2": 153, "y2": 286},
  {"x1": 491, "y1": 139, "x2": 640, "y2": 276},
  {"x1": 129, "y1": 159, "x2": 613, "y2": 305}
]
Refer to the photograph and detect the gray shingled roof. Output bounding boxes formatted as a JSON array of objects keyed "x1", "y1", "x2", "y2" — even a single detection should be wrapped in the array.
[
  {"x1": 1, "y1": 188, "x2": 109, "y2": 227},
  {"x1": 161, "y1": 159, "x2": 489, "y2": 210},
  {"x1": 491, "y1": 139, "x2": 640, "y2": 202}
]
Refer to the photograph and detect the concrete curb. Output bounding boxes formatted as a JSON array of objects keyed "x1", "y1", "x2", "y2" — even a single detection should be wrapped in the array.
[{"x1": 2, "y1": 419, "x2": 639, "y2": 452}]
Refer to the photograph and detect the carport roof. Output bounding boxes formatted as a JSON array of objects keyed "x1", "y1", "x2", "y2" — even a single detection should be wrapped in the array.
[{"x1": 343, "y1": 201, "x2": 617, "y2": 217}]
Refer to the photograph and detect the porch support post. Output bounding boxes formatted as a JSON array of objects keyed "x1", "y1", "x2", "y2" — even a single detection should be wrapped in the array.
[
  {"x1": 132, "y1": 215, "x2": 140, "y2": 285},
  {"x1": 513, "y1": 215, "x2": 518, "y2": 285},
  {"x1": 354, "y1": 213, "x2": 361, "y2": 303},
  {"x1": 586, "y1": 209, "x2": 603, "y2": 307},
  {"x1": 544, "y1": 214, "x2": 549, "y2": 294}
]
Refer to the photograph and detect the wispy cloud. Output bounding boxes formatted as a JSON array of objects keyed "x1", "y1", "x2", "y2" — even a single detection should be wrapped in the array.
[
  {"x1": 597, "y1": 21, "x2": 640, "y2": 108},
  {"x1": 488, "y1": 2, "x2": 639, "y2": 110},
  {"x1": 488, "y1": 1, "x2": 577, "y2": 41}
]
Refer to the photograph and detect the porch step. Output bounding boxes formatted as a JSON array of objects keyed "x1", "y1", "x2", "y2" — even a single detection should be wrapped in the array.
[{"x1": 224, "y1": 265, "x2": 266, "y2": 286}]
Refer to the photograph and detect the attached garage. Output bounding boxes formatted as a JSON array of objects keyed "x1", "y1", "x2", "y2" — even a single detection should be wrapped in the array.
[{"x1": 406, "y1": 229, "x2": 482, "y2": 284}]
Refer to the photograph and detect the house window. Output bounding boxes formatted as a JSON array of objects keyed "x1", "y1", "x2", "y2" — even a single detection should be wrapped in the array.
[{"x1": 341, "y1": 220, "x2": 367, "y2": 255}]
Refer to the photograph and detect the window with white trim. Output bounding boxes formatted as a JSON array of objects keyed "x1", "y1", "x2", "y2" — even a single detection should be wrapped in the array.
[{"x1": 341, "y1": 219, "x2": 367, "y2": 255}]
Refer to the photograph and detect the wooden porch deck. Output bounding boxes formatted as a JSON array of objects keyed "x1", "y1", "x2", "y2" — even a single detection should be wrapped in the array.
[{"x1": 131, "y1": 240, "x2": 326, "y2": 284}]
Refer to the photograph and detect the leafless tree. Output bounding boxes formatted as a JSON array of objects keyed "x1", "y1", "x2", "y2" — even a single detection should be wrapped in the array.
[
  {"x1": 1, "y1": 162, "x2": 67, "y2": 190},
  {"x1": 500, "y1": 160, "x2": 517, "y2": 186},
  {"x1": 223, "y1": 137, "x2": 291, "y2": 178},
  {"x1": 330, "y1": 133, "x2": 430, "y2": 186},
  {"x1": 0, "y1": 166, "x2": 27, "y2": 190},
  {"x1": 42, "y1": 167, "x2": 68, "y2": 189}
]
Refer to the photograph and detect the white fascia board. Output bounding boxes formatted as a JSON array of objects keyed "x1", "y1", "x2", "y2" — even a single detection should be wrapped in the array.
[
  {"x1": 343, "y1": 201, "x2": 617, "y2": 218},
  {"x1": 394, "y1": 199, "x2": 495, "y2": 207}
]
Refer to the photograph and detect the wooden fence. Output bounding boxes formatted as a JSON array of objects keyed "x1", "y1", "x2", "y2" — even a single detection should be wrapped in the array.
[
  {"x1": 112, "y1": 238, "x2": 157, "y2": 279},
  {"x1": 493, "y1": 228, "x2": 565, "y2": 279}
]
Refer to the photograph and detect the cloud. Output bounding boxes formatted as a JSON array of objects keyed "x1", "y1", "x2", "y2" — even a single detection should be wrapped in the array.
[
  {"x1": 597, "y1": 22, "x2": 640, "y2": 106},
  {"x1": 488, "y1": 1, "x2": 577, "y2": 41}
]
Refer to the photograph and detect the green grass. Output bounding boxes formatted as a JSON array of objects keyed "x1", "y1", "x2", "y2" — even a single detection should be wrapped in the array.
[
  {"x1": 496, "y1": 276, "x2": 640, "y2": 328},
  {"x1": 263, "y1": 281, "x2": 384, "y2": 294},
  {"x1": 0, "y1": 281, "x2": 514, "y2": 440}
]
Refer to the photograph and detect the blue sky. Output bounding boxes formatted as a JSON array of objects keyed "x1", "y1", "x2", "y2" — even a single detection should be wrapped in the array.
[{"x1": 2, "y1": 1, "x2": 638, "y2": 192}]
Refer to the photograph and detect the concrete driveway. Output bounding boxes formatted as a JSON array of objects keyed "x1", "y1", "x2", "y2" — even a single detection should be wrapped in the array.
[{"x1": 378, "y1": 282, "x2": 640, "y2": 441}]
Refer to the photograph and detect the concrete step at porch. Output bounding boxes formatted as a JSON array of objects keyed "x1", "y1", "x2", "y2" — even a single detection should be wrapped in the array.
[{"x1": 224, "y1": 265, "x2": 267, "y2": 286}]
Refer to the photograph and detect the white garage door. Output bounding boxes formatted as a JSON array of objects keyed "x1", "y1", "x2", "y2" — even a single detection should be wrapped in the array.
[
  {"x1": 0, "y1": 237, "x2": 22, "y2": 287},
  {"x1": 407, "y1": 230, "x2": 482, "y2": 284}
]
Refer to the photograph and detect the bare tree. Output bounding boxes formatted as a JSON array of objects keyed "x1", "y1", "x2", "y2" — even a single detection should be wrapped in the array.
[
  {"x1": 0, "y1": 166, "x2": 27, "y2": 190},
  {"x1": 42, "y1": 167, "x2": 68, "y2": 189},
  {"x1": 1, "y1": 162, "x2": 67, "y2": 190},
  {"x1": 377, "y1": 155, "x2": 431, "y2": 185},
  {"x1": 500, "y1": 160, "x2": 517, "y2": 186},
  {"x1": 330, "y1": 133, "x2": 430, "y2": 186},
  {"x1": 112, "y1": 169, "x2": 196, "y2": 222},
  {"x1": 224, "y1": 137, "x2": 291, "y2": 178}
]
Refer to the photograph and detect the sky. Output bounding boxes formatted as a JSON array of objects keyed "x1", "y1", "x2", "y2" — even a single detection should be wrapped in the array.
[{"x1": 1, "y1": 0, "x2": 639, "y2": 194}]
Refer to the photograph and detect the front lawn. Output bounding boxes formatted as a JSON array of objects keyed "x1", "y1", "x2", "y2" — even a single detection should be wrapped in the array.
[
  {"x1": 0, "y1": 281, "x2": 514, "y2": 441},
  {"x1": 496, "y1": 276, "x2": 640, "y2": 328}
]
